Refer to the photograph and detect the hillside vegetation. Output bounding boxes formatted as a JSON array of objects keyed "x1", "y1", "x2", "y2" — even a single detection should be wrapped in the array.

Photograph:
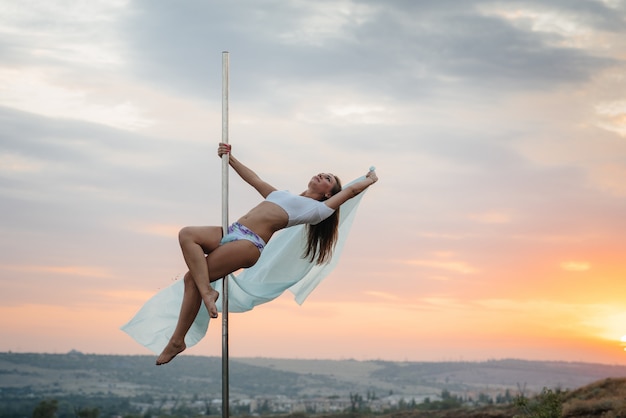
[
  {"x1": 309, "y1": 377, "x2": 626, "y2": 418},
  {"x1": 561, "y1": 377, "x2": 626, "y2": 417},
  {"x1": 1, "y1": 352, "x2": 625, "y2": 417}
]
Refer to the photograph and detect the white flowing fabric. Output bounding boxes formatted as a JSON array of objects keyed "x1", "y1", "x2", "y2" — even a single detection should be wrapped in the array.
[{"x1": 121, "y1": 178, "x2": 367, "y2": 354}]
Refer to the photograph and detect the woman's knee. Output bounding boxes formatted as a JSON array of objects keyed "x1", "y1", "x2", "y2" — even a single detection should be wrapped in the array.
[
  {"x1": 179, "y1": 226, "x2": 225, "y2": 257},
  {"x1": 183, "y1": 272, "x2": 194, "y2": 285},
  {"x1": 178, "y1": 226, "x2": 196, "y2": 245}
]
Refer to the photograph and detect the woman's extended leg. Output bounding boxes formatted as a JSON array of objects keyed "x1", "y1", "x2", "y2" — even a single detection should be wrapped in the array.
[
  {"x1": 156, "y1": 272, "x2": 201, "y2": 365},
  {"x1": 157, "y1": 226, "x2": 261, "y2": 365}
]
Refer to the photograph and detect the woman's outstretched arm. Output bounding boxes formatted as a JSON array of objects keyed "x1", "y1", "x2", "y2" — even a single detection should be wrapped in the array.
[
  {"x1": 324, "y1": 169, "x2": 378, "y2": 210},
  {"x1": 218, "y1": 143, "x2": 276, "y2": 198}
]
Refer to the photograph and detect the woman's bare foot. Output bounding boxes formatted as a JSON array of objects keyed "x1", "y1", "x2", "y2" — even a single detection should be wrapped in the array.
[
  {"x1": 202, "y1": 288, "x2": 220, "y2": 318},
  {"x1": 156, "y1": 340, "x2": 186, "y2": 365}
]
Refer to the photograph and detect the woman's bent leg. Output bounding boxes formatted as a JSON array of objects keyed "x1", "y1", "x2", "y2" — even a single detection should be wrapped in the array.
[
  {"x1": 157, "y1": 237, "x2": 261, "y2": 365},
  {"x1": 156, "y1": 273, "x2": 202, "y2": 365},
  {"x1": 178, "y1": 226, "x2": 223, "y2": 318},
  {"x1": 178, "y1": 226, "x2": 262, "y2": 318}
]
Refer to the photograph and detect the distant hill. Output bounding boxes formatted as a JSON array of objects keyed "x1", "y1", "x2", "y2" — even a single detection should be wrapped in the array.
[
  {"x1": 236, "y1": 357, "x2": 626, "y2": 397},
  {"x1": 1, "y1": 351, "x2": 625, "y2": 401},
  {"x1": 560, "y1": 377, "x2": 626, "y2": 417},
  {"x1": 342, "y1": 377, "x2": 626, "y2": 418}
]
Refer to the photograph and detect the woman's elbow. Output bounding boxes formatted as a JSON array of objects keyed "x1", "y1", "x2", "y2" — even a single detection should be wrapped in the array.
[{"x1": 347, "y1": 185, "x2": 361, "y2": 198}]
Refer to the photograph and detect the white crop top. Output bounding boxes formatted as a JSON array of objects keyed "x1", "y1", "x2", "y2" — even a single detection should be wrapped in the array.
[{"x1": 266, "y1": 190, "x2": 335, "y2": 227}]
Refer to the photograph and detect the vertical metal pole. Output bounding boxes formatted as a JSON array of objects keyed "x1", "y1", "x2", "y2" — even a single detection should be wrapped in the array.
[{"x1": 221, "y1": 51, "x2": 230, "y2": 418}]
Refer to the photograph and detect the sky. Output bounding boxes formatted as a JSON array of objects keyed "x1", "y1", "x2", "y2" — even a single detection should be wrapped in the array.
[{"x1": 1, "y1": 0, "x2": 626, "y2": 366}]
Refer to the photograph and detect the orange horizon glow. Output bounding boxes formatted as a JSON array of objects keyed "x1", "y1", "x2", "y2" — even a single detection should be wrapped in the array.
[
  {"x1": 2, "y1": 279, "x2": 625, "y2": 366},
  {"x1": 1, "y1": 0, "x2": 626, "y2": 372}
]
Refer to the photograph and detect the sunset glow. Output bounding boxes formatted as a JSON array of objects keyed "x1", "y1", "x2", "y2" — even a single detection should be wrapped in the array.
[{"x1": 1, "y1": 1, "x2": 626, "y2": 366}]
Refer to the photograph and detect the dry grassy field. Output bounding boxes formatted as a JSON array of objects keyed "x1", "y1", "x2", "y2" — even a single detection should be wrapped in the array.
[{"x1": 303, "y1": 377, "x2": 626, "y2": 417}]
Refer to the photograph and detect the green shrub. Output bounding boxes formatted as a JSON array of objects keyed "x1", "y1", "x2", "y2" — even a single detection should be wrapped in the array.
[{"x1": 514, "y1": 387, "x2": 564, "y2": 418}]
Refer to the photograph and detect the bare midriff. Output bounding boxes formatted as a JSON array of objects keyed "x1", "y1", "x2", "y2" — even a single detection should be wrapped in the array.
[{"x1": 236, "y1": 201, "x2": 289, "y2": 244}]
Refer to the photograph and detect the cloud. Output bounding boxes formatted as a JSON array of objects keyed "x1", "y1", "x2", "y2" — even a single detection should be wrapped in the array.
[
  {"x1": 129, "y1": 223, "x2": 181, "y2": 238},
  {"x1": 469, "y1": 211, "x2": 512, "y2": 224},
  {"x1": 1, "y1": 263, "x2": 113, "y2": 278},
  {"x1": 1, "y1": 0, "x2": 626, "y2": 364},
  {"x1": 0, "y1": 0, "x2": 129, "y2": 68},
  {"x1": 0, "y1": 68, "x2": 154, "y2": 130},
  {"x1": 595, "y1": 100, "x2": 626, "y2": 136},
  {"x1": 362, "y1": 290, "x2": 400, "y2": 301},
  {"x1": 113, "y1": 0, "x2": 620, "y2": 107},
  {"x1": 406, "y1": 259, "x2": 479, "y2": 275},
  {"x1": 561, "y1": 261, "x2": 591, "y2": 272}
]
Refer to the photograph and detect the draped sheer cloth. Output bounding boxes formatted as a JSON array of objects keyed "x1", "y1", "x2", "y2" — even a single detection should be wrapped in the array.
[{"x1": 120, "y1": 177, "x2": 367, "y2": 354}]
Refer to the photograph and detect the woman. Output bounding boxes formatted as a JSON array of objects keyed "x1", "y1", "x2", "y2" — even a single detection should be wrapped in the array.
[{"x1": 157, "y1": 143, "x2": 378, "y2": 365}]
